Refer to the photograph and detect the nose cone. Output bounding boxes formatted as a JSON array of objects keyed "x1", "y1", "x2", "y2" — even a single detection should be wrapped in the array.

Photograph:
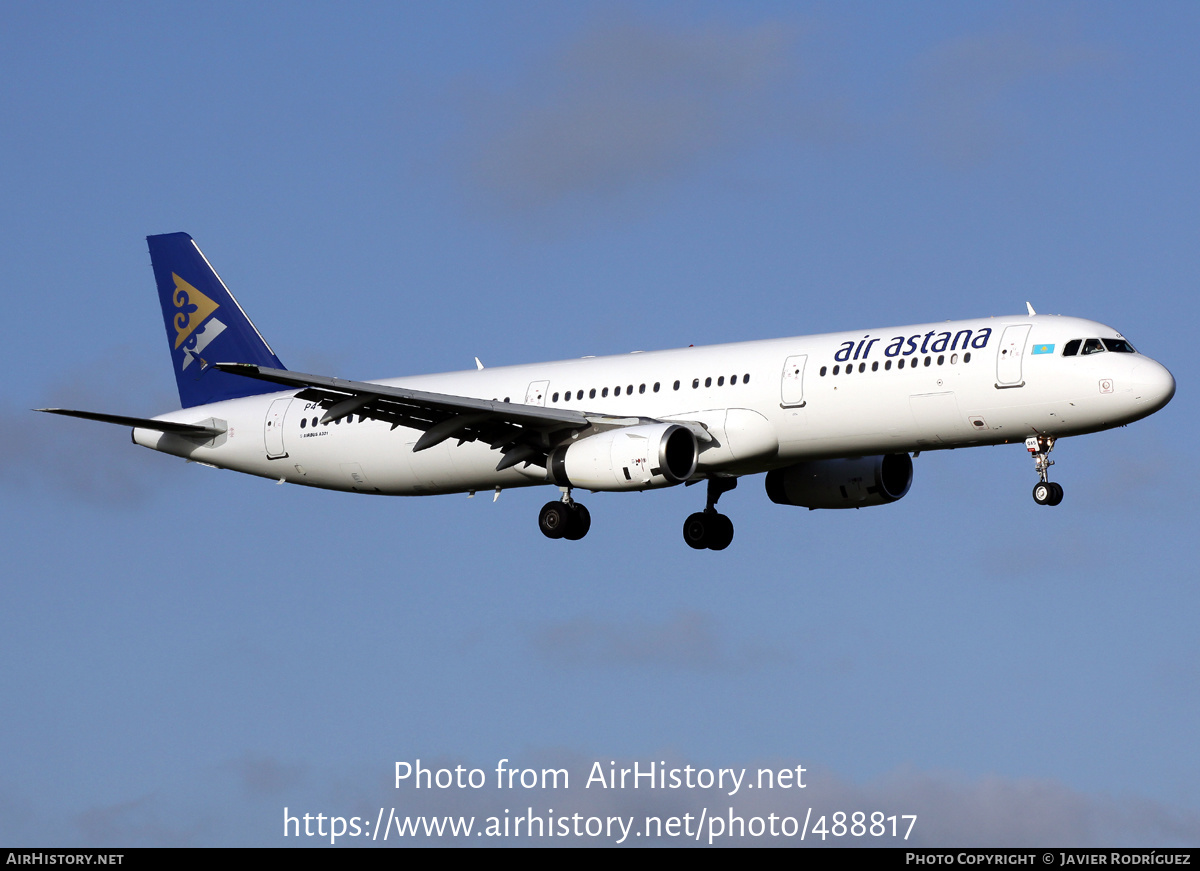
[{"x1": 1131, "y1": 359, "x2": 1176, "y2": 415}]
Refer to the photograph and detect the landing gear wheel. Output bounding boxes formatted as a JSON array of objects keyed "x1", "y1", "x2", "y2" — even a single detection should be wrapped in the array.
[
  {"x1": 683, "y1": 512, "x2": 709, "y2": 550},
  {"x1": 683, "y1": 478, "x2": 740, "y2": 550},
  {"x1": 1032, "y1": 482, "x2": 1052, "y2": 505},
  {"x1": 1032, "y1": 482, "x2": 1064, "y2": 506},
  {"x1": 707, "y1": 513, "x2": 734, "y2": 551},
  {"x1": 682, "y1": 511, "x2": 734, "y2": 550},
  {"x1": 1047, "y1": 482, "x2": 1064, "y2": 506},
  {"x1": 562, "y1": 503, "x2": 591, "y2": 540},
  {"x1": 539, "y1": 501, "x2": 570, "y2": 539}
]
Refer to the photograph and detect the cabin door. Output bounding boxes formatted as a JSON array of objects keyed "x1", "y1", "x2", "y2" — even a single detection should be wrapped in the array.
[
  {"x1": 525, "y1": 380, "x2": 549, "y2": 406},
  {"x1": 780, "y1": 355, "x2": 808, "y2": 407},
  {"x1": 264, "y1": 397, "x2": 291, "y2": 459},
  {"x1": 996, "y1": 325, "x2": 1032, "y2": 387}
]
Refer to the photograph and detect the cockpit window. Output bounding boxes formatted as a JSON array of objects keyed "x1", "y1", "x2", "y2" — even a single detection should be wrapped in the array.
[
  {"x1": 1102, "y1": 338, "x2": 1136, "y2": 353},
  {"x1": 1063, "y1": 339, "x2": 1082, "y2": 357},
  {"x1": 1081, "y1": 338, "x2": 1106, "y2": 355}
]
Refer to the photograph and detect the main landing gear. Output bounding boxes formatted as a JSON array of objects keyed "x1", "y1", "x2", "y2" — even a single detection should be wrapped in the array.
[
  {"x1": 537, "y1": 478, "x2": 740, "y2": 549},
  {"x1": 683, "y1": 477, "x2": 737, "y2": 551},
  {"x1": 1026, "y1": 435, "x2": 1064, "y2": 506},
  {"x1": 539, "y1": 489, "x2": 591, "y2": 540}
]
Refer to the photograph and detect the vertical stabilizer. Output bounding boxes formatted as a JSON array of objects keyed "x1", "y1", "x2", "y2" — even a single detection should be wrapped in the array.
[{"x1": 147, "y1": 233, "x2": 286, "y2": 408}]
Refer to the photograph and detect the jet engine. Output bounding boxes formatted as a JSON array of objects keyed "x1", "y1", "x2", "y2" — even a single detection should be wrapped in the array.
[
  {"x1": 765, "y1": 454, "x2": 913, "y2": 509},
  {"x1": 548, "y1": 423, "x2": 698, "y2": 491}
]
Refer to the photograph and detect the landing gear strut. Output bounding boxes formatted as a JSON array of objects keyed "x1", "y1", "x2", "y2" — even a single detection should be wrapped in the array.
[
  {"x1": 1026, "y1": 435, "x2": 1064, "y2": 506},
  {"x1": 539, "y1": 488, "x2": 591, "y2": 540},
  {"x1": 683, "y1": 477, "x2": 737, "y2": 551}
]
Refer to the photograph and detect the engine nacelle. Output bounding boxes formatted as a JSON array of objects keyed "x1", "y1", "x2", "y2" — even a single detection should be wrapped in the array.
[
  {"x1": 765, "y1": 454, "x2": 913, "y2": 509},
  {"x1": 548, "y1": 423, "x2": 698, "y2": 491}
]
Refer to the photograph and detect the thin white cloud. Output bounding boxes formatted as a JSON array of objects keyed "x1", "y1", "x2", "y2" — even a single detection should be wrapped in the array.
[
  {"x1": 224, "y1": 756, "x2": 307, "y2": 799},
  {"x1": 74, "y1": 793, "x2": 204, "y2": 847},
  {"x1": 903, "y1": 27, "x2": 1110, "y2": 165},
  {"x1": 531, "y1": 610, "x2": 788, "y2": 671},
  {"x1": 459, "y1": 15, "x2": 838, "y2": 214}
]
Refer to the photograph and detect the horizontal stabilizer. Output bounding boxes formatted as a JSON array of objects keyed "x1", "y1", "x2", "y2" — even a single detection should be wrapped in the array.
[{"x1": 36, "y1": 408, "x2": 227, "y2": 438}]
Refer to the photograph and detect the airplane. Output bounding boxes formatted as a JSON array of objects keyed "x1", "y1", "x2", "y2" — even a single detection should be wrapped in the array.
[{"x1": 40, "y1": 233, "x2": 1176, "y2": 550}]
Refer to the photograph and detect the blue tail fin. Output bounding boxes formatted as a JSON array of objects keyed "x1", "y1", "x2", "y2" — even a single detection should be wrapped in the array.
[{"x1": 148, "y1": 232, "x2": 286, "y2": 408}]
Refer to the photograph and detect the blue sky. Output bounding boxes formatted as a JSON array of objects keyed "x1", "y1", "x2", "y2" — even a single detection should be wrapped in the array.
[{"x1": 2, "y1": 0, "x2": 1198, "y2": 846}]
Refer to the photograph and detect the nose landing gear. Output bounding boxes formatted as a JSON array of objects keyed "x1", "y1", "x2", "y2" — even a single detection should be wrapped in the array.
[
  {"x1": 683, "y1": 477, "x2": 737, "y2": 551},
  {"x1": 1026, "y1": 435, "x2": 1064, "y2": 506}
]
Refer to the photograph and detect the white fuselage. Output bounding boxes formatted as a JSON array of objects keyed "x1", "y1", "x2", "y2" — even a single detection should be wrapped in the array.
[{"x1": 133, "y1": 314, "x2": 1175, "y2": 496}]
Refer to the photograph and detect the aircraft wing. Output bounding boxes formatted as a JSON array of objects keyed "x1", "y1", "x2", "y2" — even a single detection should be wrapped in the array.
[{"x1": 215, "y1": 362, "x2": 589, "y2": 470}]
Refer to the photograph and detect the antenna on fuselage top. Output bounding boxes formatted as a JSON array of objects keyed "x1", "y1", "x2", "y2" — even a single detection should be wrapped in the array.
[{"x1": 1026, "y1": 302, "x2": 1037, "y2": 316}]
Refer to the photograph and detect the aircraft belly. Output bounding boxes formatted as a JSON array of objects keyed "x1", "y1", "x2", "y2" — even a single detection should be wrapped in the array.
[
  {"x1": 224, "y1": 419, "x2": 540, "y2": 495},
  {"x1": 391, "y1": 437, "x2": 534, "y2": 495},
  {"x1": 403, "y1": 441, "x2": 458, "y2": 492}
]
